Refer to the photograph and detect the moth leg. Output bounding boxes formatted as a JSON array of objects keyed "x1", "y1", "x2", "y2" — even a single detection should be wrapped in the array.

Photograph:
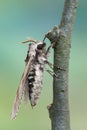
[
  {"x1": 46, "y1": 60, "x2": 65, "y2": 71},
  {"x1": 43, "y1": 35, "x2": 52, "y2": 53},
  {"x1": 45, "y1": 43, "x2": 56, "y2": 56},
  {"x1": 45, "y1": 45, "x2": 52, "y2": 56},
  {"x1": 45, "y1": 68, "x2": 58, "y2": 78},
  {"x1": 43, "y1": 36, "x2": 46, "y2": 42}
]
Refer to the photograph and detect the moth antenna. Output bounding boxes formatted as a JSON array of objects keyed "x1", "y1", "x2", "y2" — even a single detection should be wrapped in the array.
[{"x1": 21, "y1": 39, "x2": 37, "y2": 44}]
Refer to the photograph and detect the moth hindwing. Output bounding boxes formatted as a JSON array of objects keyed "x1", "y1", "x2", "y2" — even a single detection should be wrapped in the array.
[{"x1": 11, "y1": 40, "x2": 48, "y2": 119}]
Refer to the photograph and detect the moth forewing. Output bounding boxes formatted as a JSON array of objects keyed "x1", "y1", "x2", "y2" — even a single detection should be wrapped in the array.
[
  {"x1": 23, "y1": 80, "x2": 29, "y2": 106},
  {"x1": 11, "y1": 56, "x2": 33, "y2": 119}
]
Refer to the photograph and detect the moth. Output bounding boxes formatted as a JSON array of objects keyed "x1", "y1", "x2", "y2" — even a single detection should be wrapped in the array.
[{"x1": 11, "y1": 37, "x2": 57, "y2": 119}]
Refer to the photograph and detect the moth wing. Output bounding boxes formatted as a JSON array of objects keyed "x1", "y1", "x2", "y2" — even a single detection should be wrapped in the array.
[
  {"x1": 11, "y1": 56, "x2": 33, "y2": 119},
  {"x1": 23, "y1": 79, "x2": 29, "y2": 106}
]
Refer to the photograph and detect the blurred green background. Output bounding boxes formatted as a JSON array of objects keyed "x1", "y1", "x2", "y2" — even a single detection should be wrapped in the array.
[{"x1": 0, "y1": 0, "x2": 87, "y2": 130}]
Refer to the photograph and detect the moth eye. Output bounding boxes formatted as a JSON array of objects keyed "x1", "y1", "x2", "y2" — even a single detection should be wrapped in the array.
[{"x1": 37, "y1": 43, "x2": 46, "y2": 50}]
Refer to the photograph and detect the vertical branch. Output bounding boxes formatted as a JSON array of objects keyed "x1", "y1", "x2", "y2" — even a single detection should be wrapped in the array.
[{"x1": 46, "y1": 0, "x2": 78, "y2": 130}]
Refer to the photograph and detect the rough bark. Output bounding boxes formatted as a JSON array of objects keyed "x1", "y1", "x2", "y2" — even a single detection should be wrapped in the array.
[{"x1": 46, "y1": 0, "x2": 78, "y2": 130}]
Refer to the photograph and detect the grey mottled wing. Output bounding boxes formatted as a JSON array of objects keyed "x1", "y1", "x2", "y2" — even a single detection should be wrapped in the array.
[
  {"x1": 23, "y1": 79, "x2": 29, "y2": 106},
  {"x1": 11, "y1": 56, "x2": 33, "y2": 119}
]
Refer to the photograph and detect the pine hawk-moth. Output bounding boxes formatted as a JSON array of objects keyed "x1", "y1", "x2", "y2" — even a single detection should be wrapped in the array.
[{"x1": 11, "y1": 38, "x2": 57, "y2": 119}]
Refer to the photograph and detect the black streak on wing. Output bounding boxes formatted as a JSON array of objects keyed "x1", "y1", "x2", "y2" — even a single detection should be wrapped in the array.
[{"x1": 11, "y1": 56, "x2": 34, "y2": 119}]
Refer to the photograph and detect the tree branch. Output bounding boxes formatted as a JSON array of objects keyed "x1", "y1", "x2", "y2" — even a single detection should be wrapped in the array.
[{"x1": 46, "y1": 0, "x2": 78, "y2": 130}]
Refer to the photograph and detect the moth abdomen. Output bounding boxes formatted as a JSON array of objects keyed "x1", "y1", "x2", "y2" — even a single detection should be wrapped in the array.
[
  {"x1": 28, "y1": 77, "x2": 35, "y2": 82},
  {"x1": 29, "y1": 72, "x2": 35, "y2": 77}
]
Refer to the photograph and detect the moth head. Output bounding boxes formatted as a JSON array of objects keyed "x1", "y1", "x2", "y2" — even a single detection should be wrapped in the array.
[{"x1": 37, "y1": 42, "x2": 46, "y2": 50}]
